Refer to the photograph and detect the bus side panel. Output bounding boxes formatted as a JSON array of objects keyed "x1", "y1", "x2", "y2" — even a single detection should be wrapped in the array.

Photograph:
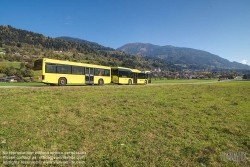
[
  {"x1": 137, "y1": 79, "x2": 145, "y2": 84},
  {"x1": 42, "y1": 73, "x2": 58, "y2": 84},
  {"x1": 43, "y1": 74, "x2": 85, "y2": 84},
  {"x1": 94, "y1": 76, "x2": 111, "y2": 84},
  {"x1": 119, "y1": 78, "x2": 133, "y2": 84},
  {"x1": 62, "y1": 74, "x2": 85, "y2": 84}
]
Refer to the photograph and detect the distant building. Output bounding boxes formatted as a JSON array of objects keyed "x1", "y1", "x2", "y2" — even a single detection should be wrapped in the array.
[
  {"x1": 0, "y1": 76, "x2": 19, "y2": 82},
  {"x1": 235, "y1": 76, "x2": 242, "y2": 80},
  {"x1": 189, "y1": 75, "x2": 199, "y2": 79}
]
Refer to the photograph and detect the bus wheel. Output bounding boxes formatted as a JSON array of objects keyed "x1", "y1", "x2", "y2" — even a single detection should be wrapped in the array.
[
  {"x1": 98, "y1": 79, "x2": 104, "y2": 85},
  {"x1": 144, "y1": 80, "x2": 147, "y2": 85},
  {"x1": 58, "y1": 77, "x2": 67, "y2": 86},
  {"x1": 128, "y1": 79, "x2": 132, "y2": 85}
]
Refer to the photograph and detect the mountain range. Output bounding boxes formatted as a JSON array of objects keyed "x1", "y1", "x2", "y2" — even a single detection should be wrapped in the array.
[{"x1": 117, "y1": 43, "x2": 250, "y2": 70}]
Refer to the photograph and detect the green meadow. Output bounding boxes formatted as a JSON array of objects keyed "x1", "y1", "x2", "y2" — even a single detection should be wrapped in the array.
[
  {"x1": 151, "y1": 78, "x2": 219, "y2": 84},
  {"x1": 0, "y1": 82, "x2": 46, "y2": 87},
  {"x1": 0, "y1": 79, "x2": 219, "y2": 87},
  {"x1": 0, "y1": 81, "x2": 249, "y2": 166}
]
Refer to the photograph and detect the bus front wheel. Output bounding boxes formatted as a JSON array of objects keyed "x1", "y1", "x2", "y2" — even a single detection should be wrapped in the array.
[
  {"x1": 58, "y1": 77, "x2": 67, "y2": 86},
  {"x1": 144, "y1": 80, "x2": 147, "y2": 85}
]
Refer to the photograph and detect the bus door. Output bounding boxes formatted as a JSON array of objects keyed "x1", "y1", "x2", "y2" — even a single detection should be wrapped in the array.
[
  {"x1": 85, "y1": 67, "x2": 94, "y2": 85},
  {"x1": 133, "y1": 73, "x2": 138, "y2": 84}
]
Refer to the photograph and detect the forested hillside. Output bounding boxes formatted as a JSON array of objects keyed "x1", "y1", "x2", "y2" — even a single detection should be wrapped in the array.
[
  {"x1": 0, "y1": 25, "x2": 181, "y2": 78},
  {"x1": 56, "y1": 36, "x2": 114, "y2": 51}
]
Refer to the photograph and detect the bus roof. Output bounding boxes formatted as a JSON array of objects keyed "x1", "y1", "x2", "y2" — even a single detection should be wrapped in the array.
[
  {"x1": 41, "y1": 58, "x2": 111, "y2": 69},
  {"x1": 111, "y1": 67, "x2": 148, "y2": 73},
  {"x1": 131, "y1": 69, "x2": 141, "y2": 73},
  {"x1": 111, "y1": 66, "x2": 132, "y2": 71}
]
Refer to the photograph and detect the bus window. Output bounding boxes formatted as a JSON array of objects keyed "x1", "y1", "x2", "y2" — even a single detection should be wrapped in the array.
[
  {"x1": 119, "y1": 71, "x2": 130, "y2": 78},
  {"x1": 45, "y1": 63, "x2": 57, "y2": 73},
  {"x1": 72, "y1": 66, "x2": 85, "y2": 75},
  {"x1": 57, "y1": 64, "x2": 71, "y2": 74},
  {"x1": 104, "y1": 70, "x2": 110, "y2": 76},
  {"x1": 94, "y1": 68, "x2": 105, "y2": 76},
  {"x1": 138, "y1": 73, "x2": 145, "y2": 79}
]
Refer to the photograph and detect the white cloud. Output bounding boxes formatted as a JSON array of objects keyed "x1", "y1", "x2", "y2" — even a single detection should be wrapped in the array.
[{"x1": 241, "y1": 60, "x2": 247, "y2": 64}]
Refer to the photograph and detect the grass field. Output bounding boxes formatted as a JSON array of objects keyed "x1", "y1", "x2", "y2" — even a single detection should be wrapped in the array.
[
  {"x1": 0, "y1": 82, "x2": 46, "y2": 87},
  {"x1": 0, "y1": 81, "x2": 249, "y2": 166},
  {"x1": 0, "y1": 79, "x2": 220, "y2": 87},
  {"x1": 151, "y1": 79, "x2": 219, "y2": 84}
]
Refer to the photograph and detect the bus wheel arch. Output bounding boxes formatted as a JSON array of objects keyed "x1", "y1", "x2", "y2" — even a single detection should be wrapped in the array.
[
  {"x1": 98, "y1": 79, "x2": 104, "y2": 85},
  {"x1": 144, "y1": 80, "x2": 148, "y2": 85},
  {"x1": 58, "y1": 77, "x2": 67, "y2": 86}
]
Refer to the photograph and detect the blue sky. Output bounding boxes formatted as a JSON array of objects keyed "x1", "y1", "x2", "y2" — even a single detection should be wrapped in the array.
[{"x1": 1, "y1": 0, "x2": 250, "y2": 65}]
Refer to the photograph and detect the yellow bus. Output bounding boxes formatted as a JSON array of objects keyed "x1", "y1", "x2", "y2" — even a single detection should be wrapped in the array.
[
  {"x1": 33, "y1": 58, "x2": 111, "y2": 86},
  {"x1": 111, "y1": 67, "x2": 150, "y2": 85}
]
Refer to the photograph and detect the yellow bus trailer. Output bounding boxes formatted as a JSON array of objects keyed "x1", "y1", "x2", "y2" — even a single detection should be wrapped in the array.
[
  {"x1": 33, "y1": 58, "x2": 111, "y2": 86},
  {"x1": 111, "y1": 67, "x2": 149, "y2": 85}
]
